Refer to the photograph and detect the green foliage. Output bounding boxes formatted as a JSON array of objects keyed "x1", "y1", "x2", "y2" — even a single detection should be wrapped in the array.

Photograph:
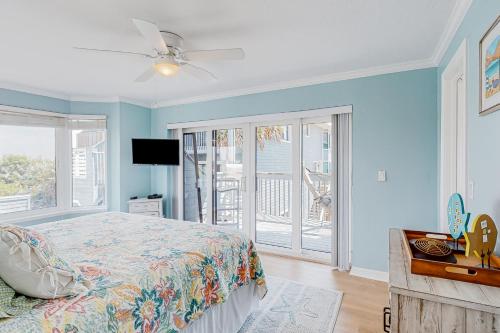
[
  {"x1": 0, "y1": 154, "x2": 56, "y2": 209},
  {"x1": 0, "y1": 183, "x2": 18, "y2": 196}
]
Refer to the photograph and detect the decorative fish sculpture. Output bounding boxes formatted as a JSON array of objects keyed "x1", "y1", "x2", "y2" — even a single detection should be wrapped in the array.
[
  {"x1": 447, "y1": 193, "x2": 470, "y2": 239},
  {"x1": 464, "y1": 214, "x2": 497, "y2": 259}
]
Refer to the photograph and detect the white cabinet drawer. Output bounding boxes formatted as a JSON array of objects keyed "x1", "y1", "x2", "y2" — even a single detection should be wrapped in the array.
[
  {"x1": 136, "y1": 211, "x2": 160, "y2": 217},
  {"x1": 128, "y1": 198, "x2": 163, "y2": 217},
  {"x1": 129, "y1": 201, "x2": 159, "y2": 213}
]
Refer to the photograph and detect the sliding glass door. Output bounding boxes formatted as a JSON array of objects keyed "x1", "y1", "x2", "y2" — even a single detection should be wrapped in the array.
[
  {"x1": 251, "y1": 118, "x2": 335, "y2": 259},
  {"x1": 213, "y1": 128, "x2": 244, "y2": 229},
  {"x1": 183, "y1": 131, "x2": 209, "y2": 223},
  {"x1": 301, "y1": 120, "x2": 333, "y2": 253},
  {"x1": 179, "y1": 112, "x2": 350, "y2": 265},
  {"x1": 254, "y1": 124, "x2": 293, "y2": 248},
  {"x1": 182, "y1": 126, "x2": 248, "y2": 229}
]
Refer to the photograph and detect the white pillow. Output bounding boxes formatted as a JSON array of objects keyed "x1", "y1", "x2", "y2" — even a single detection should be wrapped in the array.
[{"x1": 0, "y1": 225, "x2": 91, "y2": 299}]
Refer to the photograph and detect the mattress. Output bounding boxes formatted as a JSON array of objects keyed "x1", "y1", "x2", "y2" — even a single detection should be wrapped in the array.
[{"x1": 0, "y1": 212, "x2": 267, "y2": 332}]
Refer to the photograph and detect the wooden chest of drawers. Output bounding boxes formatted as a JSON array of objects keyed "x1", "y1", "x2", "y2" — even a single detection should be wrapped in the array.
[{"x1": 389, "y1": 228, "x2": 500, "y2": 332}]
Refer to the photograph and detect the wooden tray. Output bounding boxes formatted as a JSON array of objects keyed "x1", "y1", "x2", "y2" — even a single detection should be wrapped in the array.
[{"x1": 402, "y1": 229, "x2": 500, "y2": 287}]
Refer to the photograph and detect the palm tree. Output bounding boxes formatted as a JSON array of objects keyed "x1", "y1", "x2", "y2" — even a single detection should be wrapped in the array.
[{"x1": 215, "y1": 126, "x2": 285, "y2": 149}]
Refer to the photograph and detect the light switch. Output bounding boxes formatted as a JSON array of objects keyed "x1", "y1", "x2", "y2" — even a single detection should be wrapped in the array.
[{"x1": 377, "y1": 170, "x2": 386, "y2": 182}]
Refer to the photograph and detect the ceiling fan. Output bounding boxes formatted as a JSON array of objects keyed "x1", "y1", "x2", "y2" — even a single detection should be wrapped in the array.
[{"x1": 74, "y1": 18, "x2": 245, "y2": 82}]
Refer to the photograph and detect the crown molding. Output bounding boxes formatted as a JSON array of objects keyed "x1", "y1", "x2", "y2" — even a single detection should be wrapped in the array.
[
  {"x1": 152, "y1": 58, "x2": 435, "y2": 108},
  {"x1": 70, "y1": 95, "x2": 121, "y2": 103},
  {"x1": 70, "y1": 95, "x2": 152, "y2": 108},
  {"x1": 0, "y1": 82, "x2": 152, "y2": 108},
  {"x1": 431, "y1": 0, "x2": 473, "y2": 66},
  {"x1": 119, "y1": 97, "x2": 152, "y2": 109},
  {"x1": 0, "y1": 81, "x2": 70, "y2": 100}
]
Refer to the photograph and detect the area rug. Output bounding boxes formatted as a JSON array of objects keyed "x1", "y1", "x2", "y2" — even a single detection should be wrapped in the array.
[{"x1": 239, "y1": 276, "x2": 343, "y2": 333}]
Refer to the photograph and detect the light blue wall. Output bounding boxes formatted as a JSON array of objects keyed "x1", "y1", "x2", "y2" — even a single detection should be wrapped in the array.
[
  {"x1": 150, "y1": 112, "x2": 176, "y2": 216},
  {"x1": 0, "y1": 88, "x2": 70, "y2": 113},
  {"x1": 438, "y1": 1, "x2": 500, "y2": 243},
  {"x1": 0, "y1": 89, "x2": 152, "y2": 220},
  {"x1": 152, "y1": 68, "x2": 438, "y2": 271},
  {"x1": 118, "y1": 102, "x2": 152, "y2": 211}
]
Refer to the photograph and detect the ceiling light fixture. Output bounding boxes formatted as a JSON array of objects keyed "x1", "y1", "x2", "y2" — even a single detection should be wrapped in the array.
[
  {"x1": 75, "y1": 19, "x2": 245, "y2": 82},
  {"x1": 154, "y1": 59, "x2": 179, "y2": 77}
]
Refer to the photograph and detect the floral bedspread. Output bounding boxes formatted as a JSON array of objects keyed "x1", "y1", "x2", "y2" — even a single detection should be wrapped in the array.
[{"x1": 0, "y1": 212, "x2": 267, "y2": 333}]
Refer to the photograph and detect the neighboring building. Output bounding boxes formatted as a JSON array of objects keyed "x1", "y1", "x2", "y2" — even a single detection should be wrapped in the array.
[{"x1": 72, "y1": 130, "x2": 106, "y2": 207}]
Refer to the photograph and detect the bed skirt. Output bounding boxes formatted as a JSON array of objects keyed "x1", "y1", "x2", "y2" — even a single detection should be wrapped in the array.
[{"x1": 183, "y1": 281, "x2": 260, "y2": 333}]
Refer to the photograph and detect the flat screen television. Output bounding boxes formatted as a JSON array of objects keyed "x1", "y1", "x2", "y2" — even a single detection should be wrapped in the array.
[{"x1": 132, "y1": 139, "x2": 179, "y2": 165}]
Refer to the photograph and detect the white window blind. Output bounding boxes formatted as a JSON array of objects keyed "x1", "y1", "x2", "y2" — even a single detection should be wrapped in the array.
[
  {"x1": 67, "y1": 116, "x2": 107, "y2": 130},
  {"x1": 0, "y1": 110, "x2": 66, "y2": 127},
  {"x1": 337, "y1": 113, "x2": 351, "y2": 271},
  {"x1": 0, "y1": 109, "x2": 107, "y2": 129}
]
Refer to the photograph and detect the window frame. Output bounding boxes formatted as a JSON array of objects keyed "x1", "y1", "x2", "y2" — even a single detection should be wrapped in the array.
[
  {"x1": 69, "y1": 128, "x2": 108, "y2": 209},
  {"x1": 0, "y1": 106, "x2": 107, "y2": 224}
]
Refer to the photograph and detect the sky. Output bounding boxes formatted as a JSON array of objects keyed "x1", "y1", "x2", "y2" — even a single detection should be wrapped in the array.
[{"x1": 0, "y1": 125, "x2": 55, "y2": 160}]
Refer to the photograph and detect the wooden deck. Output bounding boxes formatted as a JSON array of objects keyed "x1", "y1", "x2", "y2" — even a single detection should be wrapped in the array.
[
  {"x1": 256, "y1": 213, "x2": 332, "y2": 253},
  {"x1": 215, "y1": 211, "x2": 333, "y2": 253}
]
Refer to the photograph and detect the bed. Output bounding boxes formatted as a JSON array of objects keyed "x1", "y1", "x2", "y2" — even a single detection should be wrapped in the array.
[{"x1": 0, "y1": 212, "x2": 267, "y2": 333}]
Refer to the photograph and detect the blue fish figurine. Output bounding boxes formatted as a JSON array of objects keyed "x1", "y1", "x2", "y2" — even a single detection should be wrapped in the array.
[{"x1": 447, "y1": 193, "x2": 470, "y2": 240}]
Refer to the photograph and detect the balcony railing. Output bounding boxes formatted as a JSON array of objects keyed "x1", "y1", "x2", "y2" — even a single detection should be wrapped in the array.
[
  {"x1": 183, "y1": 165, "x2": 333, "y2": 252},
  {"x1": 255, "y1": 171, "x2": 332, "y2": 252},
  {"x1": 256, "y1": 172, "x2": 292, "y2": 218},
  {"x1": 0, "y1": 194, "x2": 31, "y2": 215},
  {"x1": 256, "y1": 171, "x2": 331, "y2": 222},
  {"x1": 183, "y1": 132, "x2": 207, "y2": 154}
]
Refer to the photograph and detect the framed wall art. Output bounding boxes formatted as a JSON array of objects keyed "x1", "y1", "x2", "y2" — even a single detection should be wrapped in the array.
[{"x1": 480, "y1": 16, "x2": 500, "y2": 115}]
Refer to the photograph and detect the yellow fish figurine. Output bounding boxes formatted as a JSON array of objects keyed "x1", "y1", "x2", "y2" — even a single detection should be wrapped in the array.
[{"x1": 464, "y1": 214, "x2": 497, "y2": 267}]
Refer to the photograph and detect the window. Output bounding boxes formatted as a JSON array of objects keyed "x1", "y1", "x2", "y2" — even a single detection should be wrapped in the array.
[
  {"x1": 0, "y1": 108, "x2": 107, "y2": 220},
  {"x1": 72, "y1": 129, "x2": 106, "y2": 207},
  {"x1": 0, "y1": 125, "x2": 57, "y2": 214}
]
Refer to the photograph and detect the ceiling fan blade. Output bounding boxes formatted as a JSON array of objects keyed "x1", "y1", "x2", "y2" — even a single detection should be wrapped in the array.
[
  {"x1": 182, "y1": 63, "x2": 217, "y2": 81},
  {"x1": 132, "y1": 18, "x2": 168, "y2": 53},
  {"x1": 135, "y1": 66, "x2": 157, "y2": 82},
  {"x1": 74, "y1": 47, "x2": 154, "y2": 58},
  {"x1": 183, "y1": 48, "x2": 245, "y2": 61}
]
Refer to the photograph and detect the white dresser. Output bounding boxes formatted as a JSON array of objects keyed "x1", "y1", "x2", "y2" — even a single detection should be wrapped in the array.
[{"x1": 128, "y1": 198, "x2": 163, "y2": 217}]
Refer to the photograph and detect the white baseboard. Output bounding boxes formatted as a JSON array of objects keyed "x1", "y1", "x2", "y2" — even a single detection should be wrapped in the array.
[{"x1": 350, "y1": 266, "x2": 389, "y2": 282}]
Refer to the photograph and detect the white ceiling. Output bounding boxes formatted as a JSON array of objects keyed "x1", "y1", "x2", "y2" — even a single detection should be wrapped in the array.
[{"x1": 0, "y1": 0, "x2": 462, "y2": 106}]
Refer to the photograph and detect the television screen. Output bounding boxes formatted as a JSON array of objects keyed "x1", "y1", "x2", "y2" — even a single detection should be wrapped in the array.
[{"x1": 132, "y1": 139, "x2": 179, "y2": 165}]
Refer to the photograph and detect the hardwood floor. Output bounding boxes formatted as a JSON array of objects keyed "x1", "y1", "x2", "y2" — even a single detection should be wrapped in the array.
[{"x1": 259, "y1": 253, "x2": 389, "y2": 333}]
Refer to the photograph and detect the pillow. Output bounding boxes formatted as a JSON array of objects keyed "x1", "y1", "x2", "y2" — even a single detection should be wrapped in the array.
[{"x1": 0, "y1": 225, "x2": 91, "y2": 299}]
